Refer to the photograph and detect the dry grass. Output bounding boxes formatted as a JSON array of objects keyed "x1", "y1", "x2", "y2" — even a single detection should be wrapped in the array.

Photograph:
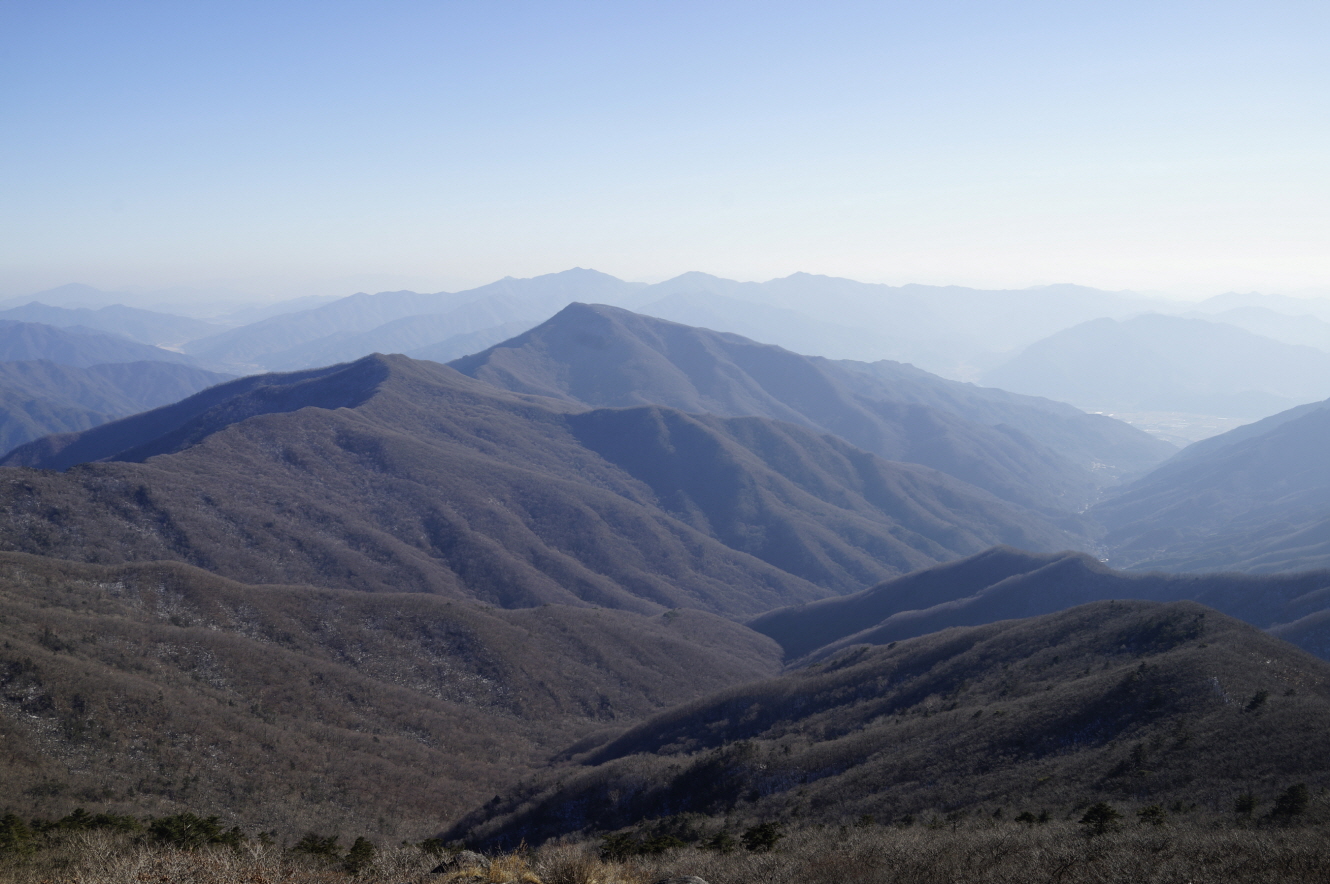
[{"x1": 4, "y1": 822, "x2": 1330, "y2": 884}]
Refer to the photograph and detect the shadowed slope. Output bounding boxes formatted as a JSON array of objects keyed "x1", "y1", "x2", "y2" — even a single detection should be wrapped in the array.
[
  {"x1": 750, "y1": 546, "x2": 1330, "y2": 661},
  {"x1": 454, "y1": 601, "x2": 1330, "y2": 846}
]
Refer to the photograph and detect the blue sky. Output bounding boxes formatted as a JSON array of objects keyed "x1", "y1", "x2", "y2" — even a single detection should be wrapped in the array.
[{"x1": 2, "y1": 1, "x2": 1327, "y2": 300}]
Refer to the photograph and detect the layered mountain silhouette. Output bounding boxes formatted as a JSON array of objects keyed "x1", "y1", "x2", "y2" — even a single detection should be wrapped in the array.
[
  {"x1": 983, "y1": 314, "x2": 1330, "y2": 419},
  {"x1": 0, "y1": 552, "x2": 781, "y2": 835},
  {"x1": 0, "y1": 302, "x2": 223, "y2": 348},
  {"x1": 0, "y1": 355, "x2": 1079, "y2": 614},
  {"x1": 749, "y1": 546, "x2": 1330, "y2": 662},
  {"x1": 182, "y1": 268, "x2": 648, "y2": 372},
  {"x1": 451, "y1": 303, "x2": 1173, "y2": 513},
  {"x1": 1094, "y1": 398, "x2": 1330, "y2": 573},
  {"x1": 0, "y1": 320, "x2": 198, "y2": 367},
  {"x1": 0, "y1": 359, "x2": 231, "y2": 454},
  {"x1": 454, "y1": 600, "x2": 1330, "y2": 846}
]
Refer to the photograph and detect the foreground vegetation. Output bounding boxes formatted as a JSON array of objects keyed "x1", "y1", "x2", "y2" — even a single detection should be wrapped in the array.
[{"x1": 3, "y1": 812, "x2": 1330, "y2": 884}]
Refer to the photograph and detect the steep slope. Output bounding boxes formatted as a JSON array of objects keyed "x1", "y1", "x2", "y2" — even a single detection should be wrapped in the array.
[
  {"x1": 749, "y1": 547, "x2": 1330, "y2": 661},
  {"x1": 0, "y1": 321, "x2": 197, "y2": 367},
  {"x1": 0, "y1": 360, "x2": 232, "y2": 454},
  {"x1": 0, "y1": 552, "x2": 780, "y2": 838},
  {"x1": 1093, "y1": 398, "x2": 1330, "y2": 573},
  {"x1": 982, "y1": 314, "x2": 1330, "y2": 419},
  {"x1": 0, "y1": 356, "x2": 1078, "y2": 613},
  {"x1": 0, "y1": 302, "x2": 222, "y2": 347},
  {"x1": 451, "y1": 303, "x2": 1171, "y2": 513},
  {"x1": 454, "y1": 600, "x2": 1330, "y2": 846}
]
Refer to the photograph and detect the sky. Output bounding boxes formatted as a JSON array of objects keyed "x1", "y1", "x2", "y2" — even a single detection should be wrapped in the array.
[{"x1": 2, "y1": 0, "x2": 1328, "y2": 302}]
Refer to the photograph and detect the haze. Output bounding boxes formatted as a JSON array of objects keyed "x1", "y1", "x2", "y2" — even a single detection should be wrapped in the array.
[{"x1": 3, "y1": 1, "x2": 1327, "y2": 301}]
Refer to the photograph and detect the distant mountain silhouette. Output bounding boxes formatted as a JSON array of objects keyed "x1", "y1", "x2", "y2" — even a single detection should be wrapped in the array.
[
  {"x1": 0, "y1": 320, "x2": 198, "y2": 367},
  {"x1": 0, "y1": 302, "x2": 222, "y2": 347},
  {"x1": 0, "y1": 360, "x2": 231, "y2": 454},
  {"x1": 0, "y1": 355, "x2": 1079, "y2": 614},
  {"x1": 1094, "y1": 398, "x2": 1330, "y2": 573},
  {"x1": 454, "y1": 599, "x2": 1330, "y2": 846},
  {"x1": 451, "y1": 303, "x2": 1173, "y2": 514},
  {"x1": 182, "y1": 268, "x2": 647, "y2": 372},
  {"x1": 982, "y1": 314, "x2": 1330, "y2": 419},
  {"x1": 749, "y1": 546, "x2": 1330, "y2": 661}
]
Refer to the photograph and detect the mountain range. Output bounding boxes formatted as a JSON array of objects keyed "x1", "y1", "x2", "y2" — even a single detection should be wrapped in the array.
[
  {"x1": 0, "y1": 354, "x2": 1082, "y2": 613},
  {"x1": 4, "y1": 269, "x2": 1330, "y2": 848}
]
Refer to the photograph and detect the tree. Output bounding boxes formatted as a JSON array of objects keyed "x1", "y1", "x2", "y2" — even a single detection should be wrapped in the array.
[
  {"x1": 1137, "y1": 805, "x2": 1167, "y2": 826},
  {"x1": 0, "y1": 813, "x2": 33, "y2": 856},
  {"x1": 741, "y1": 822, "x2": 783, "y2": 852},
  {"x1": 1079, "y1": 802, "x2": 1121, "y2": 836},
  {"x1": 343, "y1": 837, "x2": 376, "y2": 874},
  {"x1": 293, "y1": 833, "x2": 342, "y2": 859},
  {"x1": 1234, "y1": 793, "x2": 1258, "y2": 817},
  {"x1": 1272, "y1": 784, "x2": 1310, "y2": 819}
]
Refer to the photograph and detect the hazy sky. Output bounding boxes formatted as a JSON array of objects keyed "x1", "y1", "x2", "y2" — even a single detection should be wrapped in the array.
[{"x1": 2, "y1": 1, "x2": 1327, "y2": 301}]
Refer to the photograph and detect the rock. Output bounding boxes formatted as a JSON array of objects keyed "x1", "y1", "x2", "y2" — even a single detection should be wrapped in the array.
[{"x1": 653, "y1": 878, "x2": 710, "y2": 884}]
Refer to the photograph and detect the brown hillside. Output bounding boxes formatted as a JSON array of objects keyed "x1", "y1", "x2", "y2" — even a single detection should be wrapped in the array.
[{"x1": 0, "y1": 552, "x2": 780, "y2": 839}]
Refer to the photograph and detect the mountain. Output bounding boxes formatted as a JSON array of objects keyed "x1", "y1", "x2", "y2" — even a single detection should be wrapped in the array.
[
  {"x1": 182, "y1": 268, "x2": 648, "y2": 372},
  {"x1": 638, "y1": 272, "x2": 1177, "y2": 379},
  {"x1": 748, "y1": 546, "x2": 1330, "y2": 662},
  {"x1": 1093, "y1": 398, "x2": 1330, "y2": 573},
  {"x1": 1191, "y1": 291, "x2": 1330, "y2": 324},
  {"x1": 0, "y1": 360, "x2": 232, "y2": 454},
  {"x1": 0, "y1": 355, "x2": 1079, "y2": 614},
  {"x1": 451, "y1": 599, "x2": 1330, "y2": 846},
  {"x1": 982, "y1": 315, "x2": 1330, "y2": 419},
  {"x1": 451, "y1": 303, "x2": 1173, "y2": 514},
  {"x1": 1189, "y1": 306, "x2": 1330, "y2": 353},
  {"x1": 0, "y1": 552, "x2": 780, "y2": 838},
  {"x1": 0, "y1": 321, "x2": 199, "y2": 368},
  {"x1": 0, "y1": 302, "x2": 223, "y2": 348},
  {"x1": 262, "y1": 302, "x2": 542, "y2": 370}
]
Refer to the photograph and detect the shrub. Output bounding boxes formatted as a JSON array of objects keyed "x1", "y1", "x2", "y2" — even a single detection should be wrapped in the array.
[
  {"x1": 293, "y1": 832, "x2": 342, "y2": 859},
  {"x1": 149, "y1": 813, "x2": 228, "y2": 849},
  {"x1": 704, "y1": 831, "x2": 736, "y2": 852}
]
